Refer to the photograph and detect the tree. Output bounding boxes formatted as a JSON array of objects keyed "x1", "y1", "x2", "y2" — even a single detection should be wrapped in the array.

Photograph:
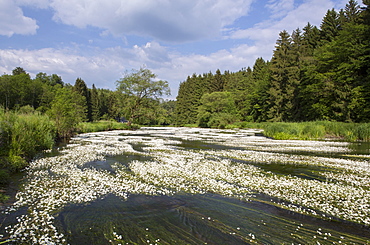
[
  {"x1": 320, "y1": 9, "x2": 341, "y2": 43},
  {"x1": 90, "y1": 84, "x2": 101, "y2": 121},
  {"x1": 12, "y1": 67, "x2": 26, "y2": 76},
  {"x1": 344, "y1": 0, "x2": 361, "y2": 23},
  {"x1": 268, "y1": 30, "x2": 300, "y2": 121},
  {"x1": 47, "y1": 87, "x2": 86, "y2": 138},
  {"x1": 116, "y1": 67, "x2": 170, "y2": 125},
  {"x1": 249, "y1": 58, "x2": 271, "y2": 122},
  {"x1": 302, "y1": 23, "x2": 321, "y2": 56},
  {"x1": 0, "y1": 72, "x2": 33, "y2": 110},
  {"x1": 197, "y1": 92, "x2": 240, "y2": 128},
  {"x1": 74, "y1": 78, "x2": 91, "y2": 121},
  {"x1": 209, "y1": 69, "x2": 224, "y2": 92}
]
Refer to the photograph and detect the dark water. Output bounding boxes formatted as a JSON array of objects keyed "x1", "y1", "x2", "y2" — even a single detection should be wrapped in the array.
[
  {"x1": 83, "y1": 153, "x2": 152, "y2": 173},
  {"x1": 56, "y1": 194, "x2": 369, "y2": 245},
  {"x1": 349, "y1": 142, "x2": 370, "y2": 154}
]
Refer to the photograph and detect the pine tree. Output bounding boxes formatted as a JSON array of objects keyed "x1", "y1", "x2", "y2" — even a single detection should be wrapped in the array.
[
  {"x1": 344, "y1": 0, "x2": 361, "y2": 23},
  {"x1": 209, "y1": 69, "x2": 224, "y2": 93},
  {"x1": 320, "y1": 9, "x2": 341, "y2": 43},
  {"x1": 249, "y1": 58, "x2": 270, "y2": 122},
  {"x1": 268, "y1": 30, "x2": 300, "y2": 121},
  {"x1": 74, "y1": 78, "x2": 91, "y2": 121},
  {"x1": 302, "y1": 23, "x2": 320, "y2": 57},
  {"x1": 90, "y1": 84, "x2": 100, "y2": 121}
]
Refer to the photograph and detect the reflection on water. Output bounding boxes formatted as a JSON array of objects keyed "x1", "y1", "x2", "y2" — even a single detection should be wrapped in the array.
[
  {"x1": 83, "y1": 154, "x2": 152, "y2": 173},
  {"x1": 57, "y1": 194, "x2": 369, "y2": 245},
  {"x1": 349, "y1": 142, "x2": 370, "y2": 154}
]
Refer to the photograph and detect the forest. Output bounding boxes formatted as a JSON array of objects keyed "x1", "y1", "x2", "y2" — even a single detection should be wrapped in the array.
[{"x1": 176, "y1": 0, "x2": 370, "y2": 127}]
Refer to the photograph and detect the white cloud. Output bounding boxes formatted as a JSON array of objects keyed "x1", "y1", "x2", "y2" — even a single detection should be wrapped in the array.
[
  {"x1": 229, "y1": 0, "x2": 335, "y2": 62},
  {"x1": 0, "y1": 0, "x2": 38, "y2": 36},
  {"x1": 266, "y1": 0, "x2": 295, "y2": 19},
  {"x1": 0, "y1": 40, "x2": 264, "y2": 98},
  {"x1": 45, "y1": 0, "x2": 253, "y2": 42},
  {"x1": 0, "y1": 48, "x2": 126, "y2": 88}
]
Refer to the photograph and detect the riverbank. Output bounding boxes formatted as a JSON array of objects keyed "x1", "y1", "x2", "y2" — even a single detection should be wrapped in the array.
[
  {"x1": 77, "y1": 120, "x2": 139, "y2": 133},
  {"x1": 226, "y1": 121, "x2": 370, "y2": 142}
]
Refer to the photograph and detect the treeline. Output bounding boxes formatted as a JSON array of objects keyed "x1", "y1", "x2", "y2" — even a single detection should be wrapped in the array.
[
  {"x1": 0, "y1": 68, "x2": 175, "y2": 138},
  {"x1": 175, "y1": 0, "x2": 370, "y2": 127}
]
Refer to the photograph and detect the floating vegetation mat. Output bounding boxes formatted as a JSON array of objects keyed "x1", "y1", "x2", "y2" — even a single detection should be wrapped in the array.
[{"x1": 1, "y1": 127, "x2": 369, "y2": 244}]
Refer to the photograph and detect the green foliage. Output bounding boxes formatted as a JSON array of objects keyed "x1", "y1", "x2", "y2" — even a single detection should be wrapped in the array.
[
  {"x1": 0, "y1": 108, "x2": 55, "y2": 171},
  {"x1": 197, "y1": 92, "x2": 240, "y2": 128},
  {"x1": 74, "y1": 78, "x2": 92, "y2": 121},
  {"x1": 77, "y1": 120, "x2": 139, "y2": 133},
  {"x1": 176, "y1": 0, "x2": 369, "y2": 126},
  {"x1": 239, "y1": 121, "x2": 370, "y2": 142},
  {"x1": 47, "y1": 87, "x2": 86, "y2": 138},
  {"x1": 116, "y1": 67, "x2": 170, "y2": 125}
]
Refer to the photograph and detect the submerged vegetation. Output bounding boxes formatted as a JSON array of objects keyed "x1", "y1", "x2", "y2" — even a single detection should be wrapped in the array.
[{"x1": 1, "y1": 127, "x2": 369, "y2": 244}]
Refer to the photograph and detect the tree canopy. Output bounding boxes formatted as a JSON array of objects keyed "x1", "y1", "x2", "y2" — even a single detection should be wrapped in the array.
[{"x1": 116, "y1": 67, "x2": 170, "y2": 124}]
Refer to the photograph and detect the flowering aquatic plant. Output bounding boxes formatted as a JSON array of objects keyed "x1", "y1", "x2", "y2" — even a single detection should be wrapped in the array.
[{"x1": 2, "y1": 127, "x2": 369, "y2": 244}]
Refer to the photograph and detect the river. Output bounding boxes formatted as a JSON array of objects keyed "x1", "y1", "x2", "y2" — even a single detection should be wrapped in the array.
[{"x1": 0, "y1": 127, "x2": 369, "y2": 244}]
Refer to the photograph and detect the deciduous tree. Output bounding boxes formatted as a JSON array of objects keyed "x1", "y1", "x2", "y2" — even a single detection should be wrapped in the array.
[{"x1": 116, "y1": 67, "x2": 170, "y2": 125}]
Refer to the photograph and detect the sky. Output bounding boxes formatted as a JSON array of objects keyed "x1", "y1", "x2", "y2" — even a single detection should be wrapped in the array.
[{"x1": 0, "y1": 0, "x2": 348, "y2": 99}]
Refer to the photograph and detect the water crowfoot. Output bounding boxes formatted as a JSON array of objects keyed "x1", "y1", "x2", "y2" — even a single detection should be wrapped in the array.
[{"x1": 2, "y1": 127, "x2": 369, "y2": 244}]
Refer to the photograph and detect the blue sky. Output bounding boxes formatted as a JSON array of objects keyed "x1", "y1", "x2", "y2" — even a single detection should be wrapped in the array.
[{"x1": 0, "y1": 0, "x2": 348, "y2": 98}]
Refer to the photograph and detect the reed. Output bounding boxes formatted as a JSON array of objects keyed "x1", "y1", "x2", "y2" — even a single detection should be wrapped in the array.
[
  {"x1": 77, "y1": 120, "x2": 139, "y2": 133},
  {"x1": 237, "y1": 121, "x2": 370, "y2": 142},
  {"x1": 0, "y1": 108, "x2": 55, "y2": 171}
]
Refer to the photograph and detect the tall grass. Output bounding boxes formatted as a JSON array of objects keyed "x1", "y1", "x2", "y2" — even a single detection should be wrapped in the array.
[
  {"x1": 77, "y1": 120, "x2": 139, "y2": 133},
  {"x1": 233, "y1": 121, "x2": 370, "y2": 142},
  {"x1": 0, "y1": 108, "x2": 56, "y2": 202},
  {"x1": 0, "y1": 108, "x2": 55, "y2": 171}
]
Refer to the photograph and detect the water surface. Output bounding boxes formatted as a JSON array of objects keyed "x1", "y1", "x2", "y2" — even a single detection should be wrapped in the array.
[{"x1": 1, "y1": 127, "x2": 369, "y2": 244}]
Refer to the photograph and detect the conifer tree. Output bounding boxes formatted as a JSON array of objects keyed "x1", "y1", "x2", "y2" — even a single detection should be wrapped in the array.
[
  {"x1": 209, "y1": 69, "x2": 224, "y2": 93},
  {"x1": 344, "y1": 0, "x2": 361, "y2": 23},
  {"x1": 268, "y1": 30, "x2": 300, "y2": 121},
  {"x1": 90, "y1": 84, "x2": 100, "y2": 121},
  {"x1": 320, "y1": 9, "x2": 341, "y2": 42},
  {"x1": 74, "y1": 78, "x2": 91, "y2": 121},
  {"x1": 249, "y1": 58, "x2": 270, "y2": 122}
]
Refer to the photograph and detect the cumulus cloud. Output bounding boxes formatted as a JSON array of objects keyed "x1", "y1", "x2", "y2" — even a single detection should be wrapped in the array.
[
  {"x1": 228, "y1": 0, "x2": 335, "y2": 61},
  {"x1": 0, "y1": 0, "x2": 38, "y2": 36},
  {"x1": 232, "y1": 0, "x2": 335, "y2": 41},
  {"x1": 0, "y1": 48, "x2": 127, "y2": 89},
  {"x1": 43, "y1": 0, "x2": 253, "y2": 42},
  {"x1": 0, "y1": 39, "x2": 263, "y2": 98}
]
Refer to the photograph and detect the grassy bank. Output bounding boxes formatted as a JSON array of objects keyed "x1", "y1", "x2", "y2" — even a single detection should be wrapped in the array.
[
  {"x1": 230, "y1": 121, "x2": 370, "y2": 141},
  {"x1": 77, "y1": 120, "x2": 139, "y2": 133},
  {"x1": 0, "y1": 112, "x2": 137, "y2": 202},
  {"x1": 0, "y1": 109, "x2": 55, "y2": 202}
]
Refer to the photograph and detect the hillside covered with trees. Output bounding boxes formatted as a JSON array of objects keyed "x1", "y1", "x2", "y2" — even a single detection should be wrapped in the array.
[{"x1": 175, "y1": 0, "x2": 370, "y2": 127}]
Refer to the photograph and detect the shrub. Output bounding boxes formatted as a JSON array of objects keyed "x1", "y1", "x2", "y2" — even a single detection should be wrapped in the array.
[{"x1": 0, "y1": 109, "x2": 55, "y2": 171}]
